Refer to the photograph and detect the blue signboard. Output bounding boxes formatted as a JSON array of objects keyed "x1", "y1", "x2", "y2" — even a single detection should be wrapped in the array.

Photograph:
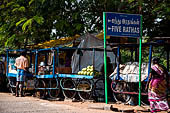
[{"x1": 106, "y1": 12, "x2": 141, "y2": 38}]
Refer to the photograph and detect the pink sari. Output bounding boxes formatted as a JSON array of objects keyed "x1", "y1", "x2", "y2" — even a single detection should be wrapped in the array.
[{"x1": 148, "y1": 65, "x2": 169, "y2": 112}]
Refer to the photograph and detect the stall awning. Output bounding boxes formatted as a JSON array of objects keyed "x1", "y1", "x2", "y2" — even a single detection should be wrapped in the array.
[
  {"x1": 95, "y1": 32, "x2": 110, "y2": 39},
  {"x1": 31, "y1": 32, "x2": 110, "y2": 49},
  {"x1": 32, "y1": 34, "x2": 80, "y2": 48}
]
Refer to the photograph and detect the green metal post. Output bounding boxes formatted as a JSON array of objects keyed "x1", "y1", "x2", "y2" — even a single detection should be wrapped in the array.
[
  {"x1": 103, "y1": 12, "x2": 108, "y2": 104},
  {"x1": 138, "y1": 15, "x2": 143, "y2": 106}
]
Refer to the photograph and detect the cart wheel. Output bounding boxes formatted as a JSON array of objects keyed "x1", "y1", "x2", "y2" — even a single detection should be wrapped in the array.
[
  {"x1": 141, "y1": 95, "x2": 149, "y2": 105},
  {"x1": 24, "y1": 79, "x2": 35, "y2": 96},
  {"x1": 22, "y1": 82, "x2": 27, "y2": 96},
  {"x1": 141, "y1": 82, "x2": 149, "y2": 105},
  {"x1": 61, "y1": 78, "x2": 76, "y2": 99},
  {"x1": 78, "y1": 79, "x2": 93, "y2": 100},
  {"x1": 111, "y1": 81, "x2": 131, "y2": 103},
  {"x1": 9, "y1": 86, "x2": 16, "y2": 95},
  {"x1": 94, "y1": 78, "x2": 105, "y2": 101},
  {"x1": 48, "y1": 79, "x2": 60, "y2": 98},
  {"x1": 35, "y1": 79, "x2": 46, "y2": 98},
  {"x1": 8, "y1": 79, "x2": 16, "y2": 95}
]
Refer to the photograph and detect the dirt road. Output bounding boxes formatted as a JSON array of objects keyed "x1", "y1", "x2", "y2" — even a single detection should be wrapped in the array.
[{"x1": 0, "y1": 92, "x2": 119, "y2": 113}]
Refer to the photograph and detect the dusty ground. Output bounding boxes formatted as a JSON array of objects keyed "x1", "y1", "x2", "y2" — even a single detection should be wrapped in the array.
[
  {"x1": 0, "y1": 92, "x2": 118, "y2": 113},
  {"x1": 1, "y1": 92, "x2": 169, "y2": 113},
  {"x1": 45, "y1": 96, "x2": 151, "y2": 112}
]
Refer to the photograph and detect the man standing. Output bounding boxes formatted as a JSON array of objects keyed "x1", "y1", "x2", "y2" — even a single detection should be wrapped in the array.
[{"x1": 15, "y1": 51, "x2": 29, "y2": 97}]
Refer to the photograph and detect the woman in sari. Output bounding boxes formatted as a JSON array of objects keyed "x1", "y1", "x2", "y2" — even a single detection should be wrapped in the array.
[{"x1": 146, "y1": 57, "x2": 169, "y2": 112}]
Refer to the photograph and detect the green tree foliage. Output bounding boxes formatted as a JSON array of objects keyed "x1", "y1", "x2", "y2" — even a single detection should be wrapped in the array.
[
  {"x1": 140, "y1": 0, "x2": 170, "y2": 39},
  {"x1": 0, "y1": 0, "x2": 170, "y2": 51},
  {"x1": 0, "y1": 0, "x2": 85, "y2": 50}
]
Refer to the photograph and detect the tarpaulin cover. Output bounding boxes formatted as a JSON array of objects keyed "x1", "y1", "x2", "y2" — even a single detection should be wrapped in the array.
[{"x1": 71, "y1": 33, "x2": 115, "y2": 73}]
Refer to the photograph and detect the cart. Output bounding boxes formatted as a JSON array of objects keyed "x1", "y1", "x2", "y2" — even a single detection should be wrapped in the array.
[
  {"x1": 6, "y1": 47, "x2": 115, "y2": 101},
  {"x1": 110, "y1": 42, "x2": 170, "y2": 105},
  {"x1": 6, "y1": 49, "x2": 34, "y2": 96},
  {"x1": 33, "y1": 47, "x2": 97, "y2": 100}
]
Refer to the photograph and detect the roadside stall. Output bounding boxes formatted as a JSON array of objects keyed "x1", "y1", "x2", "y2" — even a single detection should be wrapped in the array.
[
  {"x1": 6, "y1": 49, "x2": 34, "y2": 95},
  {"x1": 71, "y1": 33, "x2": 116, "y2": 101},
  {"x1": 31, "y1": 33, "x2": 116, "y2": 101},
  {"x1": 33, "y1": 46, "x2": 115, "y2": 101},
  {"x1": 110, "y1": 42, "x2": 170, "y2": 105},
  {"x1": 34, "y1": 47, "x2": 96, "y2": 100},
  {"x1": 5, "y1": 33, "x2": 116, "y2": 101}
]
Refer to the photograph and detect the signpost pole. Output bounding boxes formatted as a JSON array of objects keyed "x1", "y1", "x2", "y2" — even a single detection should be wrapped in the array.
[
  {"x1": 138, "y1": 15, "x2": 143, "y2": 106},
  {"x1": 104, "y1": 12, "x2": 142, "y2": 105},
  {"x1": 103, "y1": 12, "x2": 108, "y2": 104}
]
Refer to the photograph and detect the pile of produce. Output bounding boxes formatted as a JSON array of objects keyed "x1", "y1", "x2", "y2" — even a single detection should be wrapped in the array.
[{"x1": 77, "y1": 65, "x2": 100, "y2": 77}]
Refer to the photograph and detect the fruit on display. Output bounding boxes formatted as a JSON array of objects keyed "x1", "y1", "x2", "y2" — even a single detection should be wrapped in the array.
[
  {"x1": 78, "y1": 65, "x2": 93, "y2": 76},
  {"x1": 77, "y1": 65, "x2": 100, "y2": 77}
]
